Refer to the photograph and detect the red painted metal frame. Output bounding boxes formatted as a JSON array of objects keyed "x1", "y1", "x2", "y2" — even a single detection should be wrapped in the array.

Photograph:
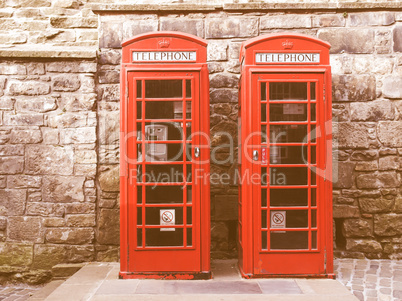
[
  {"x1": 120, "y1": 32, "x2": 210, "y2": 279},
  {"x1": 238, "y1": 33, "x2": 334, "y2": 278}
]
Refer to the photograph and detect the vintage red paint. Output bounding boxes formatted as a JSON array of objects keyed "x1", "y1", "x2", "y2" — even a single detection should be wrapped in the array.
[
  {"x1": 238, "y1": 33, "x2": 334, "y2": 278},
  {"x1": 120, "y1": 32, "x2": 210, "y2": 279}
]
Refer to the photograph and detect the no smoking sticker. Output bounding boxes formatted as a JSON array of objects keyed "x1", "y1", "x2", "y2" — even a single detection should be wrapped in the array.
[
  {"x1": 160, "y1": 209, "x2": 175, "y2": 232},
  {"x1": 270, "y1": 211, "x2": 286, "y2": 229}
]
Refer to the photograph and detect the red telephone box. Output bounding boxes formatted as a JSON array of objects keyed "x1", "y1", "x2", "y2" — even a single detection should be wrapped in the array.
[
  {"x1": 119, "y1": 32, "x2": 210, "y2": 279},
  {"x1": 238, "y1": 33, "x2": 334, "y2": 278}
]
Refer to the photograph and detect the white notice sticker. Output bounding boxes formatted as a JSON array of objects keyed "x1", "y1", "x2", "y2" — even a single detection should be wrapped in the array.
[
  {"x1": 160, "y1": 209, "x2": 175, "y2": 232},
  {"x1": 270, "y1": 211, "x2": 286, "y2": 229}
]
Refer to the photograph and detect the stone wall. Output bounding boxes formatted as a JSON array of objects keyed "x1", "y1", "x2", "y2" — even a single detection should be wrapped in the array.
[{"x1": 0, "y1": 1, "x2": 402, "y2": 283}]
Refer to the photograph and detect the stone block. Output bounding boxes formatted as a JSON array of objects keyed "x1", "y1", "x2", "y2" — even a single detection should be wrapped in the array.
[
  {"x1": 8, "y1": 81, "x2": 50, "y2": 96},
  {"x1": 9, "y1": 129, "x2": 42, "y2": 144},
  {"x1": 210, "y1": 73, "x2": 238, "y2": 89},
  {"x1": 25, "y1": 145, "x2": 74, "y2": 175},
  {"x1": 65, "y1": 203, "x2": 95, "y2": 214},
  {"x1": 99, "y1": 21, "x2": 122, "y2": 48},
  {"x1": 261, "y1": 14, "x2": 311, "y2": 29},
  {"x1": 41, "y1": 128, "x2": 59, "y2": 144},
  {"x1": 99, "y1": 111, "x2": 119, "y2": 145},
  {"x1": 45, "y1": 228, "x2": 94, "y2": 244},
  {"x1": 67, "y1": 245, "x2": 94, "y2": 262},
  {"x1": 0, "y1": 216, "x2": 6, "y2": 230},
  {"x1": 3, "y1": 113, "x2": 44, "y2": 126},
  {"x1": 60, "y1": 127, "x2": 96, "y2": 144},
  {"x1": 332, "y1": 74, "x2": 376, "y2": 102},
  {"x1": 50, "y1": 17, "x2": 97, "y2": 28},
  {"x1": 346, "y1": 239, "x2": 382, "y2": 253},
  {"x1": 27, "y1": 62, "x2": 45, "y2": 75},
  {"x1": 77, "y1": 29, "x2": 98, "y2": 42},
  {"x1": 98, "y1": 70, "x2": 119, "y2": 84},
  {"x1": 51, "y1": 263, "x2": 84, "y2": 278},
  {"x1": 356, "y1": 172, "x2": 400, "y2": 189},
  {"x1": 205, "y1": 17, "x2": 258, "y2": 39},
  {"x1": 332, "y1": 104, "x2": 349, "y2": 122},
  {"x1": 0, "y1": 63, "x2": 26, "y2": 75},
  {"x1": 52, "y1": 74, "x2": 81, "y2": 92},
  {"x1": 350, "y1": 150, "x2": 378, "y2": 161},
  {"x1": 210, "y1": 89, "x2": 238, "y2": 103},
  {"x1": 15, "y1": 96, "x2": 57, "y2": 113},
  {"x1": 207, "y1": 40, "x2": 228, "y2": 61},
  {"x1": 7, "y1": 175, "x2": 41, "y2": 188},
  {"x1": 122, "y1": 19, "x2": 158, "y2": 43},
  {"x1": 160, "y1": 18, "x2": 204, "y2": 37},
  {"x1": 0, "y1": 242, "x2": 33, "y2": 267},
  {"x1": 379, "y1": 156, "x2": 399, "y2": 170},
  {"x1": 208, "y1": 62, "x2": 224, "y2": 74},
  {"x1": 99, "y1": 50, "x2": 121, "y2": 65},
  {"x1": 96, "y1": 246, "x2": 119, "y2": 262},
  {"x1": 349, "y1": 12, "x2": 395, "y2": 26},
  {"x1": 0, "y1": 156, "x2": 24, "y2": 174},
  {"x1": 32, "y1": 244, "x2": 66, "y2": 269},
  {"x1": 374, "y1": 214, "x2": 402, "y2": 236},
  {"x1": 74, "y1": 164, "x2": 96, "y2": 177},
  {"x1": 333, "y1": 205, "x2": 360, "y2": 218},
  {"x1": 0, "y1": 145, "x2": 24, "y2": 156},
  {"x1": 0, "y1": 97, "x2": 14, "y2": 110},
  {"x1": 99, "y1": 166, "x2": 120, "y2": 192},
  {"x1": 7, "y1": 216, "x2": 44, "y2": 243},
  {"x1": 343, "y1": 219, "x2": 373, "y2": 238},
  {"x1": 213, "y1": 195, "x2": 237, "y2": 221},
  {"x1": 378, "y1": 122, "x2": 402, "y2": 147},
  {"x1": 312, "y1": 14, "x2": 345, "y2": 27},
  {"x1": 337, "y1": 123, "x2": 373, "y2": 149},
  {"x1": 383, "y1": 77, "x2": 402, "y2": 99},
  {"x1": 318, "y1": 28, "x2": 375, "y2": 54},
  {"x1": 26, "y1": 202, "x2": 58, "y2": 217},
  {"x1": 97, "y1": 209, "x2": 119, "y2": 245},
  {"x1": 43, "y1": 217, "x2": 65, "y2": 227},
  {"x1": 46, "y1": 61, "x2": 97, "y2": 73},
  {"x1": 393, "y1": 25, "x2": 402, "y2": 52},
  {"x1": 66, "y1": 214, "x2": 95, "y2": 227},
  {"x1": 355, "y1": 161, "x2": 378, "y2": 171},
  {"x1": 75, "y1": 149, "x2": 97, "y2": 164},
  {"x1": 334, "y1": 161, "x2": 355, "y2": 189},
  {"x1": 350, "y1": 100, "x2": 394, "y2": 121},
  {"x1": 47, "y1": 112, "x2": 87, "y2": 128},
  {"x1": 359, "y1": 198, "x2": 394, "y2": 213},
  {"x1": 100, "y1": 84, "x2": 119, "y2": 102},
  {"x1": 42, "y1": 176, "x2": 85, "y2": 203},
  {"x1": 0, "y1": 189, "x2": 27, "y2": 216}
]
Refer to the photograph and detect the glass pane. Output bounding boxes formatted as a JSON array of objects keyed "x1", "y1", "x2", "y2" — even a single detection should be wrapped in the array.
[
  {"x1": 261, "y1": 167, "x2": 267, "y2": 185},
  {"x1": 185, "y1": 122, "x2": 192, "y2": 140},
  {"x1": 270, "y1": 104, "x2": 307, "y2": 121},
  {"x1": 311, "y1": 169, "x2": 317, "y2": 185},
  {"x1": 261, "y1": 82, "x2": 266, "y2": 101},
  {"x1": 269, "y1": 82, "x2": 307, "y2": 101},
  {"x1": 137, "y1": 228, "x2": 142, "y2": 247},
  {"x1": 146, "y1": 228, "x2": 183, "y2": 247},
  {"x1": 270, "y1": 231, "x2": 308, "y2": 250},
  {"x1": 187, "y1": 207, "x2": 192, "y2": 225},
  {"x1": 270, "y1": 125, "x2": 308, "y2": 143},
  {"x1": 139, "y1": 143, "x2": 183, "y2": 162},
  {"x1": 137, "y1": 101, "x2": 142, "y2": 119},
  {"x1": 270, "y1": 188, "x2": 308, "y2": 207},
  {"x1": 261, "y1": 125, "x2": 267, "y2": 143},
  {"x1": 136, "y1": 122, "x2": 142, "y2": 139},
  {"x1": 270, "y1": 167, "x2": 308, "y2": 186},
  {"x1": 261, "y1": 188, "x2": 267, "y2": 207},
  {"x1": 310, "y1": 103, "x2": 316, "y2": 122},
  {"x1": 283, "y1": 210, "x2": 308, "y2": 228},
  {"x1": 137, "y1": 186, "x2": 142, "y2": 204},
  {"x1": 261, "y1": 210, "x2": 267, "y2": 228},
  {"x1": 145, "y1": 101, "x2": 190, "y2": 120},
  {"x1": 136, "y1": 80, "x2": 142, "y2": 98},
  {"x1": 311, "y1": 188, "x2": 316, "y2": 206},
  {"x1": 186, "y1": 143, "x2": 192, "y2": 161},
  {"x1": 310, "y1": 82, "x2": 316, "y2": 100},
  {"x1": 270, "y1": 145, "x2": 307, "y2": 164},
  {"x1": 262, "y1": 231, "x2": 267, "y2": 250},
  {"x1": 186, "y1": 80, "x2": 191, "y2": 98},
  {"x1": 145, "y1": 186, "x2": 183, "y2": 203},
  {"x1": 312, "y1": 231, "x2": 317, "y2": 249},
  {"x1": 145, "y1": 165, "x2": 183, "y2": 183},
  {"x1": 311, "y1": 210, "x2": 317, "y2": 228},
  {"x1": 146, "y1": 207, "x2": 183, "y2": 225},
  {"x1": 187, "y1": 186, "x2": 192, "y2": 203},
  {"x1": 187, "y1": 228, "x2": 192, "y2": 246},
  {"x1": 144, "y1": 122, "x2": 183, "y2": 141},
  {"x1": 261, "y1": 103, "x2": 267, "y2": 122},
  {"x1": 136, "y1": 165, "x2": 142, "y2": 183},
  {"x1": 137, "y1": 207, "x2": 142, "y2": 225},
  {"x1": 186, "y1": 164, "x2": 192, "y2": 182},
  {"x1": 145, "y1": 80, "x2": 182, "y2": 98},
  {"x1": 310, "y1": 124, "x2": 316, "y2": 143},
  {"x1": 311, "y1": 146, "x2": 316, "y2": 164}
]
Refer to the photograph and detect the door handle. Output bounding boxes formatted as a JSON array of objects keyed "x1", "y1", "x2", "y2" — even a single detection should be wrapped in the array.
[
  {"x1": 194, "y1": 147, "x2": 200, "y2": 158},
  {"x1": 253, "y1": 150, "x2": 259, "y2": 161}
]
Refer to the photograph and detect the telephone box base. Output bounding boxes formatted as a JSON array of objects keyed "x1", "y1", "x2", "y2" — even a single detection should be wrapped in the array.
[
  {"x1": 119, "y1": 271, "x2": 212, "y2": 280},
  {"x1": 239, "y1": 266, "x2": 336, "y2": 279}
]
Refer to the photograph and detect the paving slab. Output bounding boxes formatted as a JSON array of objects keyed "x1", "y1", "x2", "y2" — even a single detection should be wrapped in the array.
[{"x1": 258, "y1": 279, "x2": 302, "y2": 294}]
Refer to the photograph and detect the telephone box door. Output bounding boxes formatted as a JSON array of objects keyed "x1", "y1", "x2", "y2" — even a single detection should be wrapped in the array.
[
  {"x1": 127, "y1": 71, "x2": 202, "y2": 273},
  {"x1": 252, "y1": 72, "x2": 330, "y2": 276}
]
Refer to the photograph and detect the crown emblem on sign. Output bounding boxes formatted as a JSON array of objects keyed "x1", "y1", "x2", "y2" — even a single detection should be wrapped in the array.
[
  {"x1": 282, "y1": 40, "x2": 294, "y2": 49},
  {"x1": 158, "y1": 39, "x2": 170, "y2": 48}
]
